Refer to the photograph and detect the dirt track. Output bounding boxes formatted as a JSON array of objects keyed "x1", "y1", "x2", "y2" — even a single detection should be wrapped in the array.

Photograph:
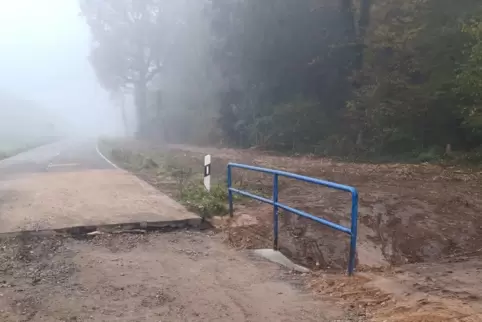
[
  {"x1": 166, "y1": 144, "x2": 482, "y2": 268},
  {"x1": 0, "y1": 231, "x2": 354, "y2": 322},
  {"x1": 101, "y1": 140, "x2": 482, "y2": 321}
]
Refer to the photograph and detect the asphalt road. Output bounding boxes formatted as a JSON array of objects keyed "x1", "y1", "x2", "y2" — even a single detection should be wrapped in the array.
[
  {"x1": 0, "y1": 139, "x2": 200, "y2": 233},
  {"x1": 0, "y1": 138, "x2": 112, "y2": 179}
]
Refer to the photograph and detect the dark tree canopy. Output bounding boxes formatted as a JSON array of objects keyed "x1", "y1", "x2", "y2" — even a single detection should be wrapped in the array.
[{"x1": 82, "y1": 0, "x2": 482, "y2": 161}]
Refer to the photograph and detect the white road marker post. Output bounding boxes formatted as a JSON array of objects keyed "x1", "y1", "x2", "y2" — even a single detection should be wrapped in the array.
[{"x1": 204, "y1": 154, "x2": 211, "y2": 192}]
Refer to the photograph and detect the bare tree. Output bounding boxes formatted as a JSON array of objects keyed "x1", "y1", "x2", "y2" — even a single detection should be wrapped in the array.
[{"x1": 80, "y1": 0, "x2": 166, "y2": 137}]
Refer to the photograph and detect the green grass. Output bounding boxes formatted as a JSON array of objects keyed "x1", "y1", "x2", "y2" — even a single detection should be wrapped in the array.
[
  {"x1": 105, "y1": 143, "x2": 231, "y2": 218},
  {"x1": 0, "y1": 137, "x2": 57, "y2": 161},
  {"x1": 180, "y1": 183, "x2": 228, "y2": 218},
  {"x1": 0, "y1": 138, "x2": 38, "y2": 160}
]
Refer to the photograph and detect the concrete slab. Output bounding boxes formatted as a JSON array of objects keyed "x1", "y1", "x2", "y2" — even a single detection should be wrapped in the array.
[
  {"x1": 0, "y1": 169, "x2": 201, "y2": 233},
  {"x1": 253, "y1": 249, "x2": 310, "y2": 273}
]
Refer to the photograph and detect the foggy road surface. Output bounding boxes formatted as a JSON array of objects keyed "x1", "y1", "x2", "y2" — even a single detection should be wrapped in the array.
[{"x1": 0, "y1": 139, "x2": 200, "y2": 233}]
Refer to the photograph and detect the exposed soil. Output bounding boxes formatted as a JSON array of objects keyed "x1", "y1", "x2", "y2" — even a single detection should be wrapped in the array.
[
  {"x1": 309, "y1": 258, "x2": 482, "y2": 322},
  {"x1": 108, "y1": 141, "x2": 482, "y2": 269},
  {"x1": 0, "y1": 231, "x2": 356, "y2": 322},
  {"x1": 101, "y1": 139, "x2": 482, "y2": 321}
]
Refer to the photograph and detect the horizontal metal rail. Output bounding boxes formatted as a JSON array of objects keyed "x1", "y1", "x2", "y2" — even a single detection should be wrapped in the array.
[
  {"x1": 228, "y1": 163, "x2": 357, "y2": 194},
  {"x1": 227, "y1": 162, "x2": 359, "y2": 275},
  {"x1": 229, "y1": 187, "x2": 352, "y2": 234}
]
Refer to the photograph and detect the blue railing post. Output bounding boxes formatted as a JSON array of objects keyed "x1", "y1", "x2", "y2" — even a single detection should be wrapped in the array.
[
  {"x1": 227, "y1": 164, "x2": 233, "y2": 217},
  {"x1": 273, "y1": 174, "x2": 279, "y2": 251},
  {"x1": 227, "y1": 162, "x2": 359, "y2": 275},
  {"x1": 348, "y1": 190, "x2": 359, "y2": 276}
]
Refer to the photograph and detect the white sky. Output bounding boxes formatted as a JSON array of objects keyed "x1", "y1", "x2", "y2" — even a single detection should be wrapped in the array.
[{"x1": 0, "y1": 0, "x2": 121, "y2": 136}]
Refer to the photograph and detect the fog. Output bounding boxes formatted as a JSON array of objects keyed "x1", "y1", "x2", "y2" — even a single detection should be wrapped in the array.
[{"x1": 0, "y1": 0, "x2": 123, "y2": 141}]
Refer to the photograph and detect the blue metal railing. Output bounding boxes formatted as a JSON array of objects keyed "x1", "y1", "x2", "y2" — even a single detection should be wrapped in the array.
[{"x1": 227, "y1": 163, "x2": 359, "y2": 275}]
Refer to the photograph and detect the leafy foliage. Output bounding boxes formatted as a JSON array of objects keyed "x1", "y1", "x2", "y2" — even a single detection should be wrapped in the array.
[
  {"x1": 107, "y1": 143, "x2": 229, "y2": 218},
  {"x1": 84, "y1": 0, "x2": 482, "y2": 161},
  {"x1": 180, "y1": 183, "x2": 228, "y2": 218},
  {"x1": 456, "y1": 19, "x2": 482, "y2": 139}
]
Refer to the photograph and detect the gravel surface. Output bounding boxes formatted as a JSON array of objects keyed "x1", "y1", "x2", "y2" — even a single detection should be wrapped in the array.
[{"x1": 0, "y1": 230, "x2": 357, "y2": 322}]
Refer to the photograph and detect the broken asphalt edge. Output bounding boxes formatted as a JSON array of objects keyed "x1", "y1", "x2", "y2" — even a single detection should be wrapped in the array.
[{"x1": 0, "y1": 217, "x2": 202, "y2": 239}]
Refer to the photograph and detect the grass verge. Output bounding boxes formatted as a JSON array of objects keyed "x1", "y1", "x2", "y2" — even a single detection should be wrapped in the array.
[
  {"x1": 0, "y1": 136, "x2": 60, "y2": 161},
  {"x1": 99, "y1": 138, "x2": 231, "y2": 218}
]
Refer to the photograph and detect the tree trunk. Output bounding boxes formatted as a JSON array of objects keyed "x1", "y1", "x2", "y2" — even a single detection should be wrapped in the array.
[
  {"x1": 134, "y1": 82, "x2": 148, "y2": 138},
  {"x1": 340, "y1": 0, "x2": 356, "y2": 38},
  {"x1": 445, "y1": 143, "x2": 452, "y2": 155},
  {"x1": 120, "y1": 95, "x2": 129, "y2": 136},
  {"x1": 356, "y1": 131, "x2": 363, "y2": 146},
  {"x1": 356, "y1": 0, "x2": 372, "y2": 69}
]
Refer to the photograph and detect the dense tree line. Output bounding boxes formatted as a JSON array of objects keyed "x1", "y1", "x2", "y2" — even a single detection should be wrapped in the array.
[{"x1": 81, "y1": 0, "x2": 482, "y2": 160}]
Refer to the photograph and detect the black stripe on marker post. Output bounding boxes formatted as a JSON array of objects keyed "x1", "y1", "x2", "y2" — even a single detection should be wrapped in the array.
[{"x1": 203, "y1": 154, "x2": 212, "y2": 191}]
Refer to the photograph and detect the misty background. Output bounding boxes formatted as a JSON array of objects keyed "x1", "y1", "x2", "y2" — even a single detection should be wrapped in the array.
[
  {"x1": 0, "y1": 0, "x2": 123, "y2": 154},
  {"x1": 1, "y1": 0, "x2": 482, "y2": 162},
  {"x1": 79, "y1": 0, "x2": 482, "y2": 163}
]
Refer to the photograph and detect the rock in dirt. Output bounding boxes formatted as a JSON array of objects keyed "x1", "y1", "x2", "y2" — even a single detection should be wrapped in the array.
[
  {"x1": 113, "y1": 229, "x2": 147, "y2": 234},
  {"x1": 253, "y1": 249, "x2": 310, "y2": 273},
  {"x1": 231, "y1": 214, "x2": 259, "y2": 228},
  {"x1": 87, "y1": 231, "x2": 103, "y2": 236}
]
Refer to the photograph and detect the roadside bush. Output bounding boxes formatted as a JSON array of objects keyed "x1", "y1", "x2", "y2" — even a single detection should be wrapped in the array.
[
  {"x1": 180, "y1": 183, "x2": 228, "y2": 218},
  {"x1": 415, "y1": 146, "x2": 444, "y2": 163},
  {"x1": 106, "y1": 141, "x2": 232, "y2": 218}
]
